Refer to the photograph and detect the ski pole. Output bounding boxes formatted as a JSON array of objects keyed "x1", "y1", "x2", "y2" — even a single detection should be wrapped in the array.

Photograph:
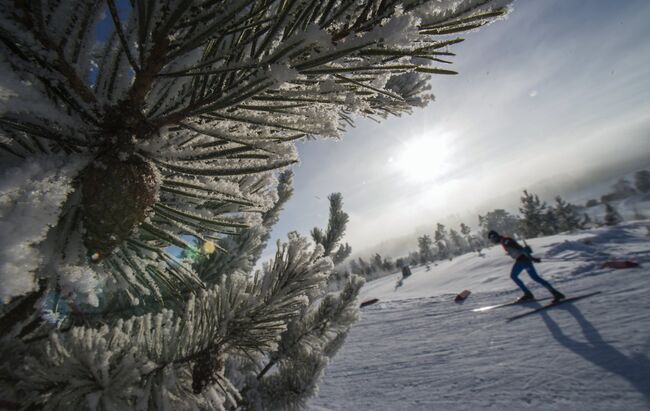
[{"x1": 541, "y1": 257, "x2": 591, "y2": 262}]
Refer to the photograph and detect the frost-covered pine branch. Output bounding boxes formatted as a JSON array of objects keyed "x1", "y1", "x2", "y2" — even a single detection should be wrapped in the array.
[
  {"x1": 332, "y1": 243, "x2": 352, "y2": 266},
  {"x1": 255, "y1": 277, "x2": 364, "y2": 411},
  {"x1": 227, "y1": 192, "x2": 362, "y2": 410},
  {"x1": 196, "y1": 170, "x2": 295, "y2": 284},
  {"x1": 312, "y1": 192, "x2": 353, "y2": 291},
  {"x1": 2, "y1": 233, "x2": 330, "y2": 410},
  {"x1": 311, "y1": 193, "x2": 349, "y2": 258},
  {"x1": 1, "y1": 0, "x2": 512, "y2": 409},
  {"x1": 234, "y1": 274, "x2": 364, "y2": 411},
  {"x1": 1, "y1": 0, "x2": 510, "y2": 322}
]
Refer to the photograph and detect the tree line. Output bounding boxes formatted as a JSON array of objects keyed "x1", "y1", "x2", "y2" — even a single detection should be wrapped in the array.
[{"x1": 347, "y1": 169, "x2": 650, "y2": 282}]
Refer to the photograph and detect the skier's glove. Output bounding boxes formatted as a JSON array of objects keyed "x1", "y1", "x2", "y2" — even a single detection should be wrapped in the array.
[{"x1": 532, "y1": 257, "x2": 541, "y2": 263}]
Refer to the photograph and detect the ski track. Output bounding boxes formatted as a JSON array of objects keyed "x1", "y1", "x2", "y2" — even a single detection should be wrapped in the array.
[{"x1": 311, "y1": 222, "x2": 650, "y2": 411}]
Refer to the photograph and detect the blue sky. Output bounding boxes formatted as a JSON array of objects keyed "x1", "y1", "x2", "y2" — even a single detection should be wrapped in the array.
[{"x1": 262, "y1": 0, "x2": 650, "y2": 260}]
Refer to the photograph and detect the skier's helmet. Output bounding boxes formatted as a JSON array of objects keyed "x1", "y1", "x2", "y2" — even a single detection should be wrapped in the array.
[{"x1": 487, "y1": 230, "x2": 500, "y2": 243}]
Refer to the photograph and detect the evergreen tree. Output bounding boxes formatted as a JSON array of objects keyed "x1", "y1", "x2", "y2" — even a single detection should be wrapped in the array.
[
  {"x1": 231, "y1": 192, "x2": 359, "y2": 410},
  {"x1": 478, "y1": 209, "x2": 520, "y2": 238},
  {"x1": 602, "y1": 178, "x2": 637, "y2": 203},
  {"x1": 356, "y1": 257, "x2": 372, "y2": 277},
  {"x1": 372, "y1": 253, "x2": 384, "y2": 271},
  {"x1": 332, "y1": 243, "x2": 353, "y2": 266},
  {"x1": 382, "y1": 257, "x2": 395, "y2": 272},
  {"x1": 518, "y1": 190, "x2": 548, "y2": 238},
  {"x1": 459, "y1": 222, "x2": 478, "y2": 253},
  {"x1": 407, "y1": 251, "x2": 421, "y2": 266},
  {"x1": 311, "y1": 191, "x2": 352, "y2": 294},
  {"x1": 417, "y1": 234, "x2": 434, "y2": 263},
  {"x1": 311, "y1": 193, "x2": 349, "y2": 258},
  {"x1": 604, "y1": 203, "x2": 623, "y2": 226},
  {"x1": 544, "y1": 209, "x2": 559, "y2": 235},
  {"x1": 0, "y1": 1, "x2": 510, "y2": 409},
  {"x1": 449, "y1": 228, "x2": 466, "y2": 255},
  {"x1": 239, "y1": 235, "x2": 363, "y2": 410},
  {"x1": 634, "y1": 170, "x2": 650, "y2": 193},
  {"x1": 348, "y1": 259, "x2": 362, "y2": 275},
  {"x1": 553, "y1": 195, "x2": 582, "y2": 232},
  {"x1": 460, "y1": 222, "x2": 472, "y2": 238},
  {"x1": 434, "y1": 223, "x2": 449, "y2": 260}
]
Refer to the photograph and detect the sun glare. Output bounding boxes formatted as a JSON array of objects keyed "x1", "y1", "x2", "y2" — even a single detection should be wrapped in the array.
[{"x1": 392, "y1": 134, "x2": 452, "y2": 183}]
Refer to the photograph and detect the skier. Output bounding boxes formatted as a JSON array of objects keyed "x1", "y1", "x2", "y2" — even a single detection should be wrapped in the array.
[{"x1": 487, "y1": 230, "x2": 565, "y2": 303}]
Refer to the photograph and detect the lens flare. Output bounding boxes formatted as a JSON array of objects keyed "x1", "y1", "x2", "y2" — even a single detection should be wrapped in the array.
[{"x1": 202, "y1": 240, "x2": 216, "y2": 254}]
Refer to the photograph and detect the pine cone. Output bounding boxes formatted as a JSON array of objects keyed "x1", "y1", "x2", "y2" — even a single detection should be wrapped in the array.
[
  {"x1": 191, "y1": 351, "x2": 223, "y2": 394},
  {"x1": 80, "y1": 153, "x2": 159, "y2": 261}
]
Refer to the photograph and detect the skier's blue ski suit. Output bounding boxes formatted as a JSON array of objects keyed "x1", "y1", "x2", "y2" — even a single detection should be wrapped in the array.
[{"x1": 500, "y1": 237, "x2": 556, "y2": 295}]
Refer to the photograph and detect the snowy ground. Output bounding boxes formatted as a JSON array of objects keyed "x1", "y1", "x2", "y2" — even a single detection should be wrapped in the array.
[{"x1": 310, "y1": 221, "x2": 650, "y2": 410}]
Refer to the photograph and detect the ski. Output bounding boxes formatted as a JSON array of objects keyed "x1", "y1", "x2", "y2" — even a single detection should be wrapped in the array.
[
  {"x1": 506, "y1": 291, "x2": 602, "y2": 322},
  {"x1": 472, "y1": 297, "x2": 552, "y2": 313}
]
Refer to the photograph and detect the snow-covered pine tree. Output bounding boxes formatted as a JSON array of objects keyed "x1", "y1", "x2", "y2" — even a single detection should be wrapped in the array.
[
  {"x1": 518, "y1": 190, "x2": 549, "y2": 238},
  {"x1": 408, "y1": 251, "x2": 421, "y2": 266},
  {"x1": 332, "y1": 243, "x2": 352, "y2": 266},
  {"x1": 311, "y1": 193, "x2": 350, "y2": 262},
  {"x1": 459, "y1": 222, "x2": 478, "y2": 253},
  {"x1": 371, "y1": 253, "x2": 384, "y2": 271},
  {"x1": 434, "y1": 223, "x2": 450, "y2": 259},
  {"x1": 604, "y1": 203, "x2": 623, "y2": 226},
  {"x1": 228, "y1": 191, "x2": 361, "y2": 410},
  {"x1": 348, "y1": 258, "x2": 362, "y2": 276},
  {"x1": 356, "y1": 256, "x2": 372, "y2": 277},
  {"x1": 478, "y1": 209, "x2": 520, "y2": 238},
  {"x1": 309, "y1": 192, "x2": 353, "y2": 290},
  {"x1": 0, "y1": 1, "x2": 511, "y2": 409},
  {"x1": 553, "y1": 195, "x2": 582, "y2": 233},
  {"x1": 417, "y1": 234, "x2": 434, "y2": 263},
  {"x1": 381, "y1": 256, "x2": 395, "y2": 271},
  {"x1": 601, "y1": 178, "x2": 636, "y2": 203},
  {"x1": 543, "y1": 208, "x2": 559, "y2": 235},
  {"x1": 448, "y1": 228, "x2": 465, "y2": 255}
]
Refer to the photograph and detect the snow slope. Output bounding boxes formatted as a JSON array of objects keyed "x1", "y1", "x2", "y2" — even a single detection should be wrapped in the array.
[{"x1": 311, "y1": 221, "x2": 650, "y2": 410}]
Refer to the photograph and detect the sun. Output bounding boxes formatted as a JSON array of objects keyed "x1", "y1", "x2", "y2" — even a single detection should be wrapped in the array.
[{"x1": 391, "y1": 134, "x2": 452, "y2": 183}]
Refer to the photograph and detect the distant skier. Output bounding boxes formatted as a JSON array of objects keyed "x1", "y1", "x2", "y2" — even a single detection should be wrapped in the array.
[{"x1": 487, "y1": 230, "x2": 565, "y2": 303}]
